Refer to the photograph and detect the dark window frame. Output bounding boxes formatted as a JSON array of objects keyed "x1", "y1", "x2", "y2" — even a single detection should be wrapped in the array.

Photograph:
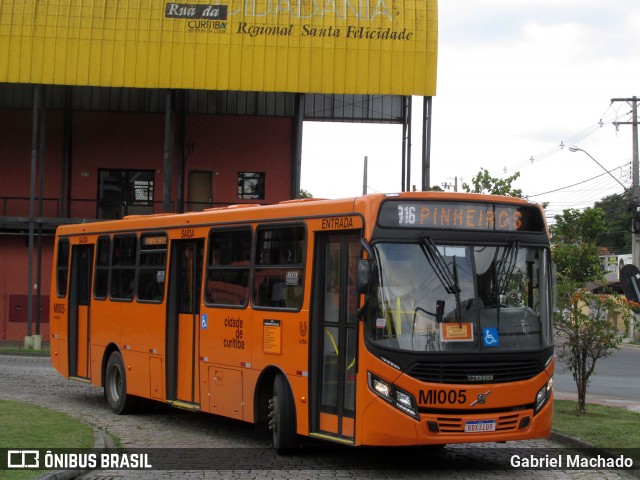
[
  {"x1": 205, "y1": 227, "x2": 253, "y2": 308},
  {"x1": 110, "y1": 234, "x2": 137, "y2": 302},
  {"x1": 97, "y1": 169, "x2": 155, "y2": 219},
  {"x1": 237, "y1": 171, "x2": 265, "y2": 200},
  {"x1": 93, "y1": 235, "x2": 111, "y2": 300},
  {"x1": 56, "y1": 238, "x2": 71, "y2": 298},
  {"x1": 252, "y1": 224, "x2": 306, "y2": 311},
  {"x1": 136, "y1": 232, "x2": 168, "y2": 303}
]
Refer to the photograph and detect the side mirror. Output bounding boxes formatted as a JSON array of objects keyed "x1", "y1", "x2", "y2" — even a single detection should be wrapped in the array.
[{"x1": 356, "y1": 259, "x2": 371, "y2": 295}]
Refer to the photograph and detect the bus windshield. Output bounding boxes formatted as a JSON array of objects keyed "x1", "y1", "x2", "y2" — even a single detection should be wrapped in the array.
[{"x1": 366, "y1": 241, "x2": 553, "y2": 353}]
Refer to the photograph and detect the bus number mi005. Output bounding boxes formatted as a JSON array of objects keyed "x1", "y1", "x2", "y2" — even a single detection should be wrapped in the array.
[{"x1": 398, "y1": 206, "x2": 416, "y2": 225}]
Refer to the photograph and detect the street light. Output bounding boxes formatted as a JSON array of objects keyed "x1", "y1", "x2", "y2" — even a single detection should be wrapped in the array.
[
  {"x1": 569, "y1": 145, "x2": 640, "y2": 268},
  {"x1": 568, "y1": 145, "x2": 628, "y2": 192}
]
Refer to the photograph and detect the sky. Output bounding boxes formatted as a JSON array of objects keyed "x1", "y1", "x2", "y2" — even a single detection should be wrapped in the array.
[{"x1": 300, "y1": 0, "x2": 640, "y2": 225}]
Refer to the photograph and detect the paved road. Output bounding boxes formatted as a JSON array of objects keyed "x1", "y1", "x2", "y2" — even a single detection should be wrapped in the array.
[
  {"x1": 0, "y1": 355, "x2": 637, "y2": 479},
  {"x1": 555, "y1": 344, "x2": 640, "y2": 406}
]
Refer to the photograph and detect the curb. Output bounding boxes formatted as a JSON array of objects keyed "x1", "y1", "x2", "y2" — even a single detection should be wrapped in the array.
[{"x1": 35, "y1": 425, "x2": 114, "y2": 480}]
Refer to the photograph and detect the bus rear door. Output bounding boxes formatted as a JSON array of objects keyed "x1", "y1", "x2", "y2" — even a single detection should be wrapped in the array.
[
  {"x1": 310, "y1": 231, "x2": 360, "y2": 444},
  {"x1": 166, "y1": 239, "x2": 204, "y2": 407}
]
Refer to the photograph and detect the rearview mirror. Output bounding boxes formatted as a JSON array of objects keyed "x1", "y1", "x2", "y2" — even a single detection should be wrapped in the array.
[{"x1": 357, "y1": 259, "x2": 371, "y2": 295}]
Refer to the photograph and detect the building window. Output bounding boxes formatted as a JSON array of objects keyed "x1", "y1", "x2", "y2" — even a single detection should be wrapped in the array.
[
  {"x1": 237, "y1": 172, "x2": 265, "y2": 200},
  {"x1": 98, "y1": 169, "x2": 155, "y2": 219}
]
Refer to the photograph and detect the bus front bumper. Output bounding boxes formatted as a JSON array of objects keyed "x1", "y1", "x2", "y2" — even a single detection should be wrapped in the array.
[{"x1": 360, "y1": 391, "x2": 554, "y2": 446}]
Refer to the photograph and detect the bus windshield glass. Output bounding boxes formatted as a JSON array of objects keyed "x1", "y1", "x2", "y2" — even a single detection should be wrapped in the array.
[{"x1": 366, "y1": 241, "x2": 552, "y2": 353}]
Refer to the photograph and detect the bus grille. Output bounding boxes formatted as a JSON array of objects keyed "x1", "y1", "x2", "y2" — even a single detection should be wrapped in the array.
[
  {"x1": 406, "y1": 360, "x2": 542, "y2": 384},
  {"x1": 434, "y1": 413, "x2": 523, "y2": 433}
]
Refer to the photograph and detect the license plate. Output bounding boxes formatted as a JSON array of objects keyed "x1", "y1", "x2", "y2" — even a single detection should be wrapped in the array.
[{"x1": 464, "y1": 420, "x2": 496, "y2": 433}]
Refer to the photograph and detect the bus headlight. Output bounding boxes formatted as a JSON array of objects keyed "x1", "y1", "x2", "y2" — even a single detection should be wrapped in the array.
[
  {"x1": 535, "y1": 375, "x2": 553, "y2": 413},
  {"x1": 368, "y1": 372, "x2": 420, "y2": 420}
]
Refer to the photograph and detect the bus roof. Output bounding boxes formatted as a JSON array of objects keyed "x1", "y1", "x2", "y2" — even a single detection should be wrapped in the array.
[{"x1": 55, "y1": 192, "x2": 545, "y2": 236}]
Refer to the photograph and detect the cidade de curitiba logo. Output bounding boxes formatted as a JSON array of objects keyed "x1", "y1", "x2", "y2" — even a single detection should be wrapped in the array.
[{"x1": 6, "y1": 450, "x2": 152, "y2": 470}]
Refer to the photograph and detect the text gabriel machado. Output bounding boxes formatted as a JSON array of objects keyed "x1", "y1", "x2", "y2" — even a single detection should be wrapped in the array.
[{"x1": 510, "y1": 454, "x2": 634, "y2": 469}]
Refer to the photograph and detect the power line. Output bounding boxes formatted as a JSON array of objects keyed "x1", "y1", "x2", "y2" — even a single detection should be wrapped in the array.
[
  {"x1": 491, "y1": 103, "x2": 634, "y2": 178},
  {"x1": 527, "y1": 163, "x2": 629, "y2": 198}
]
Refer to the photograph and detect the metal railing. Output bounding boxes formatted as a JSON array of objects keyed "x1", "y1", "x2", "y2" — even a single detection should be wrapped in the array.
[{"x1": 0, "y1": 197, "x2": 269, "y2": 223}]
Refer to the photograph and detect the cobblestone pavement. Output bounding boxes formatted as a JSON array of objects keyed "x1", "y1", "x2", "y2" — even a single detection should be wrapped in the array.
[{"x1": 0, "y1": 355, "x2": 637, "y2": 479}]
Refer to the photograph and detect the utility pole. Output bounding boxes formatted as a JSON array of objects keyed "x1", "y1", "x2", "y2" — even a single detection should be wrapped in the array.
[
  {"x1": 442, "y1": 177, "x2": 458, "y2": 192},
  {"x1": 611, "y1": 96, "x2": 639, "y2": 266},
  {"x1": 363, "y1": 155, "x2": 368, "y2": 196}
]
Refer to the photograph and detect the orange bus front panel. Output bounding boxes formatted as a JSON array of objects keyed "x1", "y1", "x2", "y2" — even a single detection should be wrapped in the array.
[
  {"x1": 359, "y1": 386, "x2": 553, "y2": 446},
  {"x1": 417, "y1": 392, "x2": 553, "y2": 445},
  {"x1": 360, "y1": 396, "x2": 420, "y2": 446}
]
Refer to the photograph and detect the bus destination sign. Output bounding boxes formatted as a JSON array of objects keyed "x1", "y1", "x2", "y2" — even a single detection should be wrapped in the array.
[{"x1": 378, "y1": 201, "x2": 544, "y2": 232}]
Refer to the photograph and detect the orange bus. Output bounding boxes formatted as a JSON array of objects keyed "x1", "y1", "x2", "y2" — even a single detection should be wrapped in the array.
[{"x1": 50, "y1": 192, "x2": 554, "y2": 452}]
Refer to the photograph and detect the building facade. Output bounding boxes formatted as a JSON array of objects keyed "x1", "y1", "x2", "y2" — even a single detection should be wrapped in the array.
[{"x1": 0, "y1": 0, "x2": 437, "y2": 343}]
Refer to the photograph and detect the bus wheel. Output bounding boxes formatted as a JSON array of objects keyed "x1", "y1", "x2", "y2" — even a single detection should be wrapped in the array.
[
  {"x1": 269, "y1": 374, "x2": 297, "y2": 454},
  {"x1": 105, "y1": 351, "x2": 137, "y2": 415}
]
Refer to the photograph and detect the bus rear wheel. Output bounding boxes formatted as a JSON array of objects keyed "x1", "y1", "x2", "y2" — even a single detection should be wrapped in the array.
[
  {"x1": 269, "y1": 373, "x2": 297, "y2": 454},
  {"x1": 105, "y1": 351, "x2": 138, "y2": 415}
]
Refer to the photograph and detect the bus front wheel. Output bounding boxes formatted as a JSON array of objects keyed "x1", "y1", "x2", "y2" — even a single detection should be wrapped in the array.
[
  {"x1": 269, "y1": 374, "x2": 297, "y2": 454},
  {"x1": 105, "y1": 351, "x2": 138, "y2": 415}
]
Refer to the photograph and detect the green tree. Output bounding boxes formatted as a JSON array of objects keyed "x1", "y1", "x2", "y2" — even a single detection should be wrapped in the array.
[
  {"x1": 551, "y1": 208, "x2": 605, "y2": 287},
  {"x1": 593, "y1": 191, "x2": 632, "y2": 253},
  {"x1": 299, "y1": 189, "x2": 313, "y2": 199},
  {"x1": 551, "y1": 207, "x2": 630, "y2": 413},
  {"x1": 461, "y1": 168, "x2": 523, "y2": 198}
]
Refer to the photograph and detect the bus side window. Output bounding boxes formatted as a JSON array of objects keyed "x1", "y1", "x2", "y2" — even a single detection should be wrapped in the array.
[
  {"x1": 137, "y1": 233, "x2": 167, "y2": 302},
  {"x1": 94, "y1": 236, "x2": 111, "y2": 300},
  {"x1": 205, "y1": 228, "x2": 252, "y2": 307},
  {"x1": 252, "y1": 225, "x2": 305, "y2": 310},
  {"x1": 56, "y1": 238, "x2": 70, "y2": 297},
  {"x1": 110, "y1": 235, "x2": 137, "y2": 301}
]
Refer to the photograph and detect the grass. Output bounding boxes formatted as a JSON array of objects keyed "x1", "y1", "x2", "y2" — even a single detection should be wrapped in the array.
[
  {"x1": 0, "y1": 398, "x2": 95, "y2": 479},
  {"x1": 0, "y1": 342, "x2": 50, "y2": 355},
  {"x1": 553, "y1": 399, "x2": 640, "y2": 461}
]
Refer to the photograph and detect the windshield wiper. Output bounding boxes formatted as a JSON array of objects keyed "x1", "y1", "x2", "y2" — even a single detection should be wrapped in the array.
[
  {"x1": 492, "y1": 240, "x2": 520, "y2": 300},
  {"x1": 490, "y1": 240, "x2": 520, "y2": 327},
  {"x1": 420, "y1": 236, "x2": 462, "y2": 322}
]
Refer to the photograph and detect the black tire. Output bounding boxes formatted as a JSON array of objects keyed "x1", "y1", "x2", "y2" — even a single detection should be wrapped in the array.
[
  {"x1": 105, "y1": 351, "x2": 138, "y2": 415},
  {"x1": 270, "y1": 373, "x2": 298, "y2": 454}
]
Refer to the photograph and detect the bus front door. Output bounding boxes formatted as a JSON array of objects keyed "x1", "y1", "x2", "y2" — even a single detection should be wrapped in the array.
[
  {"x1": 68, "y1": 244, "x2": 94, "y2": 380},
  {"x1": 167, "y1": 239, "x2": 204, "y2": 406},
  {"x1": 310, "y1": 231, "x2": 360, "y2": 444}
]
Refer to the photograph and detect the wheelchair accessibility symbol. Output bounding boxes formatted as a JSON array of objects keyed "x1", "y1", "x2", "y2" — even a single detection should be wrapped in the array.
[{"x1": 483, "y1": 328, "x2": 499, "y2": 347}]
